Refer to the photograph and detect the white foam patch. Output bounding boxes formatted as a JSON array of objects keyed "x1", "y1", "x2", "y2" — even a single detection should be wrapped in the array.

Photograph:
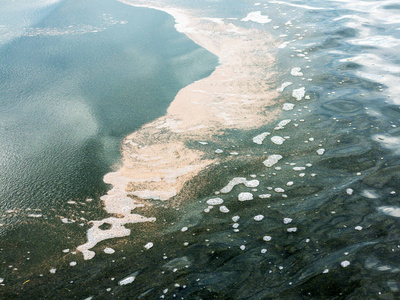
[
  {"x1": 292, "y1": 87, "x2": 306, "y2": 101},
  {"x1": 206, "y1": 197, "x2": 224, "y2": 205},
  {"x1": 144, "y1": 242, "x2": 154, "y2": 250},
  {"x1": 104, "y1": 247, "x2": 115, "y2": 254},
  {"x1": 346, "y1": 188, "x2": 354, "y2": 195},
  {"x1": 290, "y1": 67, "x2": 303, "y2": 77},
  {"x1": 378, "y1": 206, "x2": 400, "y2": 217},
  {"x1": 220, "y1": 178, "x2": 260, "y2": 193},
  {"x1": 287, "y1": 227, "x2": 297, "y2": 232},
  {"x1": 283, "y1": 103, "x2": 295, "y2": 111},
  {"x1": 317, "y1": 148, "x2": 325, "y2": 155},
  {"x1": 293, "y1": 167, "x2": 306, "y2": 171},
  {"x1": 232, "y1": 216, "x2": 240, "y2": 222},
  {"x1": 283, "y1": 218, "x2": 292, "y2": 224},
  {"x1": 271, "y1": 136, "x2": 285, "y2": 145},
  {"x1": 253, "y1": 132, "x2": 271, "y2": 144},
  {"x1": 254, "y1": 215, "x2": 264, "y2": 221},
  {"x1": 341, "y1": 261, "x2": 350, "y2": 268},
  {"x1": 277, "y1": 82, "x2": 293, "y2": 92},
  {"x1": 259, "y1": 194, "x2": 271, "y2": 198},
  {"x1": 263, "y1": 154, "x2": 283, "y2": 167},
  {"x1": 28, "y1": 214, "x2": 43, "y2": 218},
  {"x1": 220, "y1": 206, "x2": 230, "y2": 213},
  {"x1": 241, "y1": 11, "x2": 272, "y2": 24},
  {"x1": 274, "y1": 119, "x2": 291, "y2": 130},
  {"x1": 119, "y1": 271, "x2": 139, "y2": 286},
  {"x1": 362, "y1": 190, "x2": 379, "y2": 199},
  {"x1": 263, "y1": 236, "x2": 272, "y2": 241},
  {"x1": 0, "y1": 278, "x2": 4, "y2": 284},
  {"x1": 77, "y1": 172, "x2": 159, "y2": 260},
  {"x1": 238, "y1": 192, "x2": 254, "y2": 201}
]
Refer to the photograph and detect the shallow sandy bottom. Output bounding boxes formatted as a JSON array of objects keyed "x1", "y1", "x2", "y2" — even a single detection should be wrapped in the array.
[{"x1": 77, "y1": 0, "x2": 279, "y2": 260}]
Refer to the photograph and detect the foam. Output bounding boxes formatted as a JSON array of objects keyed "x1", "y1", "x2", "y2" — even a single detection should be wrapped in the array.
[
  {"x1": 290, "y1": 67, "x2": 303, "y2": 77},
  {"x1": 362, "y1": 190, "x2": 379, "y2": 199},
  {"x1": 259, "y1": 194, "x2": 271, "y2": 198},
  {"x1": 104, "y1": 247, "x2": 115, "y2": 254},
  {"x1": 277, "y1": 82, "x2": 293, "y2": 92},
  {"x1": 144, "y1": 242, "x2": 154, "y2": 250},
  {"x1": 341, "y1": 261, "x2": 350, "y2": 268},
  {"x1": 263, "y1": 236, "x2": 272, "y2": 241},
  {"x1": 274, "y1": 119, "x2": 291, "y2": 130},
  {"x1": 119, "y1": 271, "x2": 139, "y2": 286},
  {"x1": 78, "y1": 0, "x2": 278, "y2": 258},
  {"x1": 283, "y1": 103, "x2": 295, "y2": 111},
  {"x1": 206, "y1": 197, "x2": 224, "y2": 205},
  {"x1": 263, "y1": 154, "x2": 283, "y2": 167},
  {"x1": 271, "y1": 136, "x2": 285, "y2": 145},
  {"x1": 238, "y1": 192, "x2": 254, "y2": 201},
  {"x1": 292, "y1": 87, "x2": 306, "y2": 100},
  {"x1": 283, "y1": 218, "x2": 292, "y2": 224},
  {"x1": 221, "y1": 178, "x2": 260, "y2": 193},
  {"x1": 241, "y1": 11, "x2": 272, "y2": 24},
  {"x1": 378, "y1": 206, "x2": 400, "y2": 217},
  {"x1": 253, "y1": 132, "x2": 271, "y2": 144},
  {"x1": 220, "y1": 206, "x2": 230, "y2": 213},
  {"x1": 254, "y1": 215, "x2": 264, "y2": 221}
]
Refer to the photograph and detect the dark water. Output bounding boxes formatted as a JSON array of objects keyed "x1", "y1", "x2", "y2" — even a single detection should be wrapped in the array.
[{"x1": 2, "y1": 0, "x2": 400, "y2": 298}]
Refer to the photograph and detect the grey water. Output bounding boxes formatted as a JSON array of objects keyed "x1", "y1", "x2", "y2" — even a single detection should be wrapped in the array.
[
  {"x1": 2, "y1": 0, "x2": 400, "y2": 299},
  {"x1": 0, "y1": 0, "x2": 217, "y2": 213}
]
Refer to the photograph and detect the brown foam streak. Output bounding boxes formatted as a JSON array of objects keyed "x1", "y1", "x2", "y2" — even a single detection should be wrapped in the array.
[{"x1": 77, "y1": 0, "x2": 278, "y2": 259}]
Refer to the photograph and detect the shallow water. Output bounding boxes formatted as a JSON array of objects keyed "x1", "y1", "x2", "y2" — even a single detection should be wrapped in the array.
[{"x1": 2, "y1": 0, "x2": 400, "y2": 298}]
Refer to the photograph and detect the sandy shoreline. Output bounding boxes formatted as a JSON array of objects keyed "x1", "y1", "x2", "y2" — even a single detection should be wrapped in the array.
[{"x1": 77, "y1": 0, "x2": 279, "y2": 260}]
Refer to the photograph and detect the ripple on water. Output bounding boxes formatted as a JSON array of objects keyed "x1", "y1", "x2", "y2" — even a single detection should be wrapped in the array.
[{"x1": 321, "y1": 99, "x2": 363, "y2": 114}]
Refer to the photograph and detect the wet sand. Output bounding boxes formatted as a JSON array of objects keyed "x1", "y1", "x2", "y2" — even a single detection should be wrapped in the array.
[{"x1": 78, "y1": 0, "x2": 279, "y2": 260}]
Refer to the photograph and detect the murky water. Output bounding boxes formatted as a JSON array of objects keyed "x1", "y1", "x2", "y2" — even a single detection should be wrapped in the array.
[{"x1": 2, "y1": 0, "x2": 400, "y2": 298}]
